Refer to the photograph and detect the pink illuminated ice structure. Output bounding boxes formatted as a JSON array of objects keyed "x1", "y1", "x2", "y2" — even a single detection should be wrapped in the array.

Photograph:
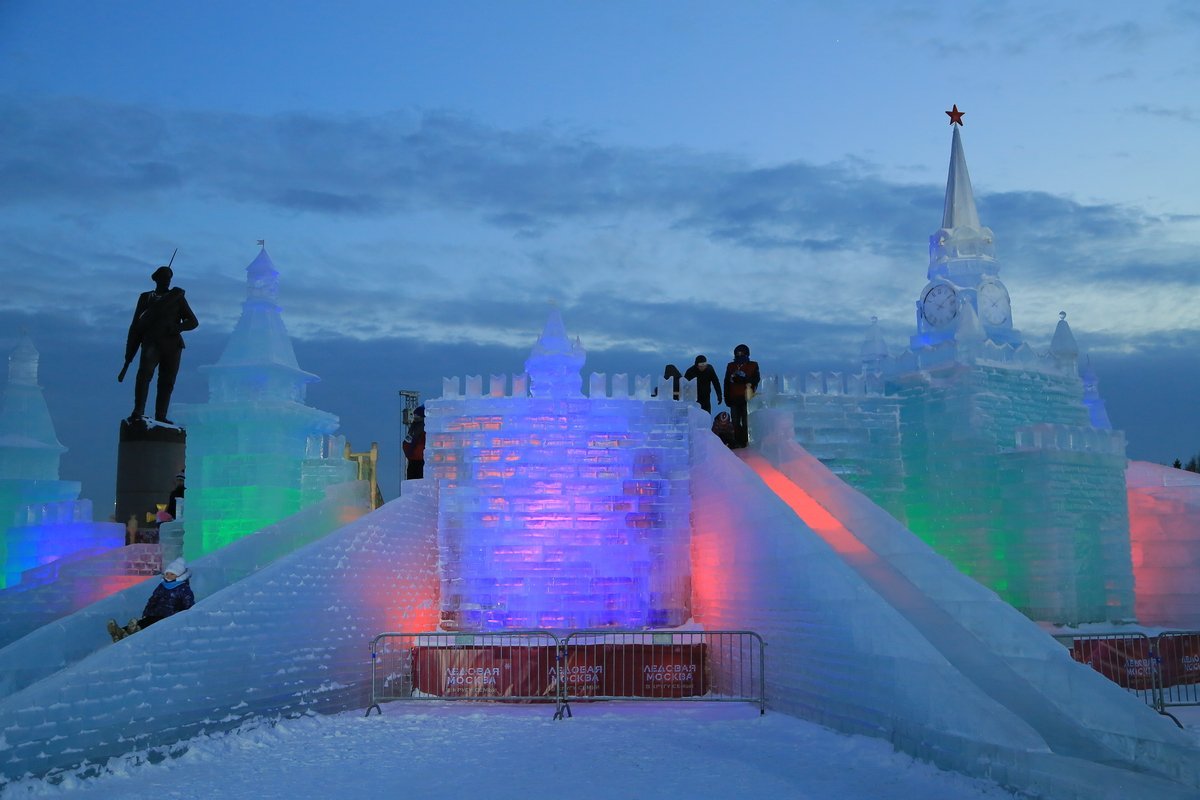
[{"x1": 430, "y1": 309, "x2": 693, "y2": 631}]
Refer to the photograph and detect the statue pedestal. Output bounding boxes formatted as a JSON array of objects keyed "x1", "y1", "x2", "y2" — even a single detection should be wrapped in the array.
[{"x1": 115, "y1": 420, "x2": 185, "y2": 529}]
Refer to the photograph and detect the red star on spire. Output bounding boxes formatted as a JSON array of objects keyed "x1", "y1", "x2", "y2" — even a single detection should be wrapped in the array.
[{"x1": 946, "y1": 104, "x2": 965, "y2": 126}]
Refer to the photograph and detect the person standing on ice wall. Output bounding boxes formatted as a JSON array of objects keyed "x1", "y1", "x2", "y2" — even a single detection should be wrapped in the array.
[
  {"x1": 684, "y1": 354, "x2": 722, "y2": 412},
  {"x1": 119, "y1": 258, "x2": 199, "y2": 425},
  {"x1": 107, "y1": 557, "x2": 195, "y2": 641},
  {"x1": 403, "y1": 405, "x2": 427, "y2": 479},
  {"x1": 723, "y1": 344, "x2": 760, "y2": 449}
]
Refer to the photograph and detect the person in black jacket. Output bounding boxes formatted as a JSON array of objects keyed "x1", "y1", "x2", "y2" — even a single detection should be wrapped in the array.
[
  {"x1": 107, "y1": 557, "x2": 195, "y2": 641},
  {"x1": 683, "y1": 355, "x2": 723, "y2": 413},
  {"x1": 723, "y1": 344, "x2": 760, "y2": 448},
  {"x1": 662, "y1": 364, "x2": 683, "y2": 400},
  {"x1": 120, "y1": 264, "x2": 199, "y2": 425}
]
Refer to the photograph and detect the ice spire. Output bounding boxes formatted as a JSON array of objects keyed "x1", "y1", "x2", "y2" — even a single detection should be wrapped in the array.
[
  {"x1": 206, "y1": 246, "x2": 317, "y2": 402},
  {"x1": 942, "y1": 126, "x2": 981, "y2": 231},
  {"x1": 1049, "y1": 311, "x2": 1079, "y2": 361},
  {"x1": 524, "y1": 307, "x2": 586, "y2": 398},
  {"x1": 859, "y1": 316, "x2": 890, "y2": 372},
  {"x1": 929, "y1": 122, "x2": 996, "y2": 278},
  {"x1": 1081, "y1": 356, "x2": 1113, "y2": 429}
]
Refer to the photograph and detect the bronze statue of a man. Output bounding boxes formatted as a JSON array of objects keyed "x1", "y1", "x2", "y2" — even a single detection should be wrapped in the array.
[{"x1": 119, "y1": 263, "x2": 199, "y2": 425}]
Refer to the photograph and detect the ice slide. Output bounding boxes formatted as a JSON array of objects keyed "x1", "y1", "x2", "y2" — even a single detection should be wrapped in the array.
[{"x1": 723, "y1": 408, "x2": 1199, "y2": 797}]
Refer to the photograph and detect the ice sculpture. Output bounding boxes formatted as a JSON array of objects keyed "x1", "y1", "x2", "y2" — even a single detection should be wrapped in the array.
[
  {"x1": 174, "y1": 247, "x2": 344, "y2": 559},
  {"x1": 764, "y1": 126, "x2": 1134, "y2": 624},
  {"x1": 431, "y1": 310, "x2": 692, "y2": 630},
  {"x1": 0, "y1": 337, "x2": 121, "y2": 589}
]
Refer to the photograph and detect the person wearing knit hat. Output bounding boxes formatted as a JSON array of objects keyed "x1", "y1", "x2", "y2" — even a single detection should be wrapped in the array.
[{"x1": 107, "y1": 557, "x2": 195, "y2": 642}]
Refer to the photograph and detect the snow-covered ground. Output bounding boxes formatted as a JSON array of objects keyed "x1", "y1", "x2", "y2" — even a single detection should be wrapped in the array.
[
  {"x1": 5, "y1": 702, "x2": 1035, "y2": 800},
  {"x1": 9, "y1": 698, "x2": 1200, "y2": 799}
]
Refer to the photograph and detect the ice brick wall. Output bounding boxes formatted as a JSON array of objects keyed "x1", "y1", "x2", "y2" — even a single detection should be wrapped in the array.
[
  {"x1": 891, "y1": 362, "x2": 1133, "y2": 623},
  {"x1": 760, "y1": 371, "x2": 906, "y2": 521},
  {"x1": 0, "y1": 480, "x2": 371, "y2": 702},
  {"x1": 0, "y1": 480, "x2": 434, "y2": 783},
  {"x1": 0, "y1": 542, "x2": 158, "y2": 648},
  {"x1": 3, "y1": 499, "x2": 124, "y2": 587},
  {"x1": 431, "y1": 376, "x2": 692, "y2": 630},
  {"x1": 1127, "y1": 460, "x2": 1200, "y2": 627}
]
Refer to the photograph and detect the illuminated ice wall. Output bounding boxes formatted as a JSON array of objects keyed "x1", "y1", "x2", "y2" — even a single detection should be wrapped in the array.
[
  {"x1": 1127, "y1": 460, "x2": 1200, "y2": 628},
  {"x1": 430, "y1": 310, "x2": 692, "y2": 631},
  {"x1": 175, "y1": 247, "x2": 342, "y2": 559},
  {"x1": 0, "y1": 337, "x2": 121, "y2": 589}
]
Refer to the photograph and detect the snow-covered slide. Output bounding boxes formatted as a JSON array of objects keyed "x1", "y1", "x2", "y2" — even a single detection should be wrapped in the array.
[{"x1": 734, "y1": 408, "x2": 1198, "y2": 796}]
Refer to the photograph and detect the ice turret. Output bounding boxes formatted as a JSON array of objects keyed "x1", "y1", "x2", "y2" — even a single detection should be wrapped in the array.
[
  {"x1": 1081, "y1": 357, "x2": 1113, "y2": 430},
  {"x1": 859, "y1": 316, "x2": 890, "y2": 372},
  {"x1": 0, "y1": 336, "x2": 65, "y2": 481},
  {"x1": 524, "y1": 307, "x2": 586, "y2": 398},
  {"x1": 1049, "y1": 311, "x2": 1079, "y2": 368}
]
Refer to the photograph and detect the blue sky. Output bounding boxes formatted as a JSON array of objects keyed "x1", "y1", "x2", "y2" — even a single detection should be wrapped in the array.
[{"x1": 2, "y1": 1, "x2": 1199, "y2": 509}]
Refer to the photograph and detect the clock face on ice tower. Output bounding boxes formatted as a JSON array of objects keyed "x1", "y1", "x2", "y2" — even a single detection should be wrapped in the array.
[
  {"x1": 977, "y1": 279, "x2": 1011, "y2": 326},
  {"x1": 921, "y1": 282, "x2": 959, "y2": 327}
]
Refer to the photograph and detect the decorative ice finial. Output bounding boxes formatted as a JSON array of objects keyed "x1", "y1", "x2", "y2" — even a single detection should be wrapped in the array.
[
  {"x1": 1050, "y1": 311, "x2": 1079, "y2": 361},
  {"x1": 946, "y1": 104, "x2": 965, "y2": 126},
  {"x1": 524, "y1": 308, "x2": 586, "y2": 398}
]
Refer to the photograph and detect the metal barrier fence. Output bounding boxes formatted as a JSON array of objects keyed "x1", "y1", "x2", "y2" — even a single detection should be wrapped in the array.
[
  {"x1": 1059, "y1": 629, "x2": 1200, "y2": 726},
  {"x1": 366, "y1": 629, "x2": 766, "y2": 718},
  {"x1": 557, "y1": 630, "x2": 765, "y2": 716}
]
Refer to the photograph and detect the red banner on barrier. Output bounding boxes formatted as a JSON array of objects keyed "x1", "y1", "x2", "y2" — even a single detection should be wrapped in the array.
[
  {"x1": 411, "y1": 643, "x2": 710, "y2": 698},
  {"x1": 1158, "y1": 635, "x2": 1200, "y2": 688},
  {"x1": 552, "y1": 643, "x2": 710, "y2": 698},
  {"x1": 412, "y1": 645, "x2": 557, "y2": 698},
  {"x1": 1070, "y1": 637, "x2": 1157, "y2": 690}
]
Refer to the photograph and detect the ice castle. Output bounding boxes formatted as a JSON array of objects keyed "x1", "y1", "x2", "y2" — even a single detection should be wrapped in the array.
[
  {"x1": 0, "y1": 337, "x2": 122, "y2": 590},
  {"x1": 765, "y1": 125, "x2": 1135, "y2": 625},
  {"x1": 174, "y1": 246, "x2": 353, "y2": 559}
]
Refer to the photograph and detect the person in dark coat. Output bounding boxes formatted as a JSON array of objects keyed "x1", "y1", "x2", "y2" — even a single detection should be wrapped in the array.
[
  {"x1": 403, "y1": 405, "x2": 427, "y2": 479},
  {"x1": 683, "y1": 355, "x2": 723, "y2": 412},
  {"x1": 711, "y1": 410, "x2": 736, "y2": 448},
  {"x1": 662, "y1": 364, "x2": 683, "y2": 400},
  {"x1": 107, "y1": 557, "x2": 195, "y2": 641},
  {"x1": 723, "y1": 343, "x2": 760, "y2": 448},
  {"x1": 120, "y1": 264, "x2": 199, "y2": 425},
  {"x1": 166, "y1": 471, "x2": 185, "y2": 519}
]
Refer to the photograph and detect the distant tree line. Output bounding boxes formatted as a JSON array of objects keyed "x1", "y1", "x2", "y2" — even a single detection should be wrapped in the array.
[{"x1": 1173, "y1": 455, "x2": 1200, "y2": 472}]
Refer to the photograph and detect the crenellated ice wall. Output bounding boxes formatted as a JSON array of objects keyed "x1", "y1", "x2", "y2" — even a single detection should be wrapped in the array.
[{"x1": 431, "y1": 312, "x2": 692, "y2": 631}]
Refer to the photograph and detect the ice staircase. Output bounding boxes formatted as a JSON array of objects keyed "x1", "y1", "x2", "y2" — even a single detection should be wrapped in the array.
[{"x1": 722, "y1": 408, "x2": 1199, "y2": 799}]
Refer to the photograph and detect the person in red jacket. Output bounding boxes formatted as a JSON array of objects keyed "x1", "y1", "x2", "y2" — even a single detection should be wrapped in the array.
[
  {"x1": 403, "y1": 405, "x2": 427, "y2": 479},
  {"x1": 723, "y1": 344, "x2": 760, "y2": 448}
]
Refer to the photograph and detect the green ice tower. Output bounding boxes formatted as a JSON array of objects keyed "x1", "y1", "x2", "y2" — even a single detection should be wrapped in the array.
[{"x1": 175, "y1": 247, "x2": 339, "y2": 559}]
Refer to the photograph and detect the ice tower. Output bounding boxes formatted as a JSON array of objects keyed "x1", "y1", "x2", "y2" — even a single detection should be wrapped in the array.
[
  {"x1": 0, "y1": 337, "x2": 122, "y2": 588},
  {"x1": 174, "y1": 247, "x2": 343, "y2": 559},
  {"x1": 430, "y1": 310, "x2": 693, "y2": 630},
  {"x1": 766, "y1": 124, "x2": 1134, "y2": 624},
  {"x1": 891, "y1": 126, "x2": 1133, "y2": 623}
]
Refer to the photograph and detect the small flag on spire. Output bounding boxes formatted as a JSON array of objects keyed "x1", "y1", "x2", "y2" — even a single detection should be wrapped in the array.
[{"x1": 257, "y1": 239, "x2": 266, "y2": 247}]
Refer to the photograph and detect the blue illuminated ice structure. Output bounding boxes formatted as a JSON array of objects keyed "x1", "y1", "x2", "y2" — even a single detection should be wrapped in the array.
[
  {"x1": 762, "y1": 125, "x2": 1134, "y2": 625},
  {"x1": 174, "y1": 247, "x2": 351, "y2": 560},
  {"x1": 0, "y1": 337, "x2": 121, "y2": 589},
  {"x1": 431, "y1": 309, "x2": 692, "y2": 630}
]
